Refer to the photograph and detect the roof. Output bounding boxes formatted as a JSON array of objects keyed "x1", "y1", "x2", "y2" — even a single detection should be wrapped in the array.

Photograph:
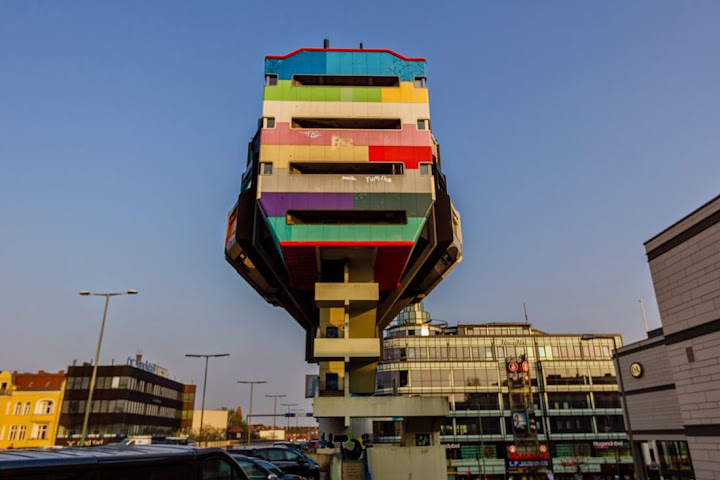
[
  {"x1": 0, "y1": 445, "x2": 227, "y2": 471},
  {"x1": 14, "y1": 370, "x2": 64, "y2": 391},
  {"x1": 266, "y1": 47, "x2": 426, "y2": 62},
  {"x1": 644, "y1": 194, "x2": 720, "y2": 246}
]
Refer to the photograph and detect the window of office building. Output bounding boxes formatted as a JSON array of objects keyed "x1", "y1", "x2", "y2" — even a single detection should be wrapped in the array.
[
  {"x1": 593, "y1": 392, "x2": 621, "y2": 408},
  {"x1": 551, "y1": 416, "x2": 593, "y2": 434},
  {"x1": 454, "y1": 393, "x2": 500, "y2": 411},
  {"x1": 547, "y1": 392, "x2": 590, "y2": 409}
]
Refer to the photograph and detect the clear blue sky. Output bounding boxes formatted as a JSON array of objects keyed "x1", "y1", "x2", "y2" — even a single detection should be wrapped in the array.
[{"x1": 1, "y1": 1, "x2": 719, "y2": 417}]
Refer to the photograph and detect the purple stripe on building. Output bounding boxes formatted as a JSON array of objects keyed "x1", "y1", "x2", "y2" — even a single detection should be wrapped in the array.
[{"x1": 259, "y1": 192, "x2": 355, "y2": 217}]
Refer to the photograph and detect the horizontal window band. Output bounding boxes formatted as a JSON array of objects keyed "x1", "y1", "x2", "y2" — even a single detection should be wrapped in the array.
[
  {"x1": 291, "y1": 118, "x2": 402, "y2": 130},
  {"x1": 293, "y1": 74, "x2": 400, "y2": 87},
  {"x1": 624, "y1": 384, "x2": 676, "y2": 396},
  {"x1": 286, "y1": 209, "x2": 408, "y2": 225},
  {"x1": 646, "y1": 207, "x2": 720, "y2": 261},
  {"x1": 289, "y1": 162, "x2": 404, "y2": 175},
  {"x1": 666, "y1": 317, "x2": 720, "y2": 345}
]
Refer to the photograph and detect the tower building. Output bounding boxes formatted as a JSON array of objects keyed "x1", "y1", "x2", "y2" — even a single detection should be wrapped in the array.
[{"x1": 225, "y1": 44, "x2": 462, "y2": 477}]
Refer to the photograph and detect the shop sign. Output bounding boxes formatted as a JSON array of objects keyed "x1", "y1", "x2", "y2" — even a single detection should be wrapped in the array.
[
  {"x1": 443, "y1": 443, "x2": 461, "y2": 449},
  {"x1": 509, "y1": 460, "x2": 549, "y2": 468},
  {"x1": 630, "y1": 362, "x2": 644, "y2": 378},
  {"x1": 509, "y1": 452, "x2": 549, "y2": 461},
  {"x1": 593, "y1": 440, "x2": 623, "y2": 449}
]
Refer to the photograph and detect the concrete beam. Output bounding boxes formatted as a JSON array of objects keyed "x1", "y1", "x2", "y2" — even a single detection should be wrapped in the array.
[
  {"x1": 313, "y1": 338, "x2": 381, "y2": 360},
  {"x1": 315, "y1": 283, "x2": 379, "y2": 307},
  {"x1": 313, "y1": 395, "x2": 449, "y2": 421}
]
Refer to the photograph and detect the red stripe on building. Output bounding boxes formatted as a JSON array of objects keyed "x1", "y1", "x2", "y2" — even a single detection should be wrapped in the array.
[{"x1": 368, "y1": 146, "x2": 433, "y2": 169}]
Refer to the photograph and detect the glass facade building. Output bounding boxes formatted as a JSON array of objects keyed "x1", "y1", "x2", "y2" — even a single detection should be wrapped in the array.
[
  {"x1": 57, "y1": 363, "x2": 192, "y2": 445},
  {"x1": 374, "y1": 303, "x2": 634, "y2": 480}
]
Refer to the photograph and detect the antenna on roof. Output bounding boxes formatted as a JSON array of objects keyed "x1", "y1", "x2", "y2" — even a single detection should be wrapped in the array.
[
  {"x1": 359, "y1": 42, "x2": 364, "y2": 49},
  {"x1": 523, "y1": 303, "x2": 529, "y2": 324},
  {"x1": 323, "y1": 39, "x2": 330, "y2": 48},
  {"x1": 639, "y1": 299, "x2": 649, "y2": 333}
]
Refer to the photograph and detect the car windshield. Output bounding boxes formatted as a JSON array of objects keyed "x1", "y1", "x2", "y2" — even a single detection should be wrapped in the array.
[
  {"x1": 256, "y1": 460, "x2": 283, "y2": 475},
  {"x1": 233, "y1": 458, "x2": 268, "y2": 479}
]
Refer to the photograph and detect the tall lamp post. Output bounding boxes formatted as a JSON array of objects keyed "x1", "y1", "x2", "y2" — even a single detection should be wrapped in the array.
[
  {"x1": 266, "y1": 394, "x2": 286, "y2": 439},
  {"x1": 282, "y1": 402, "x2": 298, "y2": 436},
  {"x1": 238, "y1": 380, "x2": 266, "y2": 445},
  {"x1": 78, "y1": 289, "x2": 138, "y2": 447},
  {"x1": 581, "y1": 334, "x2": 644, "y2": 480},
  {"x1": 186, "y1": 353, "x2": 230, "y2": 445}
]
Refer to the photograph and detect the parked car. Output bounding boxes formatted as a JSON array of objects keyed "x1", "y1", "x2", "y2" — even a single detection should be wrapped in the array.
[
  {"x1": 0, "y1": 444, "x2": 249, "y2": 479},
  {"x1": 228, "y1": 446, "x2": 318, "y2": 480},
  {"x1": 229, "y1": 453, "x2": 305, "y2": 480},
  {"x1": 272, "y1": 441, "x2": 308, "y2": 452}
]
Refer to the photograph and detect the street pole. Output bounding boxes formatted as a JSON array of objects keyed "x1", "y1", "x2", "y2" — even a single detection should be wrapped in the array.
[
  {"x1": 186, "y1": 353, "x2": 230, "y2": 446},
  {"x1": 78, "y1": 290, "x2": 138, "y2": 447},
  {"x1": 238, "y1": 380, "x2": 266, "y2": 446},
  {"x1": 282, "y1": 403, "x2": 298, "y2": 431},
  {"x1": 266, "y1": 394, "x2": 286, "y2": 440}
]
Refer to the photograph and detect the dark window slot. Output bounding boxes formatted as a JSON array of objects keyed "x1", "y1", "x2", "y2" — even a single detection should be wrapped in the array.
[
  {"x1": 293, "y1": 75, "x2": 400, "y2": 87},
  {"x1": 292, "y1": 118, "x2": 401, "y2": 130},
  {"x1": 290, "y1": 162, "x2": 404, "y2": 175},
  {"x1": 286, "y1": 210, "x2": 407, "y2": 225}
]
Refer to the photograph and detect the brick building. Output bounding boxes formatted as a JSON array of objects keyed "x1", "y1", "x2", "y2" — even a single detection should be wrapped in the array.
[{"x1": 617, "y1": 194, "x2": 719, "y2": 480}]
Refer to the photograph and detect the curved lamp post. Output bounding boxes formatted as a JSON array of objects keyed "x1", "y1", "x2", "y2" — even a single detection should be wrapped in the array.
[{"x1": 78, "y1": 290, "x2": 138, "y2": 446}]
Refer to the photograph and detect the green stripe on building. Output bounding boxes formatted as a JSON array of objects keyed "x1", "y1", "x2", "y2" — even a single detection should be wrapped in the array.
[{"x1": 264, "y1": 81, "x2": 382, "y2": 102}]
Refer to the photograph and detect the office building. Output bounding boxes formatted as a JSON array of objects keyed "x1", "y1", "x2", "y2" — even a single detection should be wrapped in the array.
[
  {"x1": 375, "y1": 303, "x2": 633, "y2": 480},
  {"x1": 616, "y1": 194, "x2": 719, "y2": 480},
  {"x1": 57, "y1": 355, "x2": 193, "y2": 445},
  {"x1": 0, "y1": 370, "x2": 65, "y2": 449}
]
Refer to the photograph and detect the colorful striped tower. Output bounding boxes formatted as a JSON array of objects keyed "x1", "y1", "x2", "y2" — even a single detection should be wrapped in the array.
[{"x1": 226, "y1": 46, "x2": 461, "y2": 450}]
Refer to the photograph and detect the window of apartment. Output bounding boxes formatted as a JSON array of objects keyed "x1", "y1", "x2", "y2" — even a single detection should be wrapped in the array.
[
  {"x1": 111, "y1": 376, "x2": 120, "y2": 389},
  {"x1": 265, "y1": 74, "x2": 278, "y2": 86},
  {"x1": 0, "y1": 426, "x2": 4, "y2": 441},
  {"x1": 416, "y1": 119, "x2": 430, "y2": 131},
  {"x1": 13, "y1": 402, "x2": 22, "y2": 415},
  {"x1": 552, "y1": 416, "x2": 593, "y2": 434},
  {"x1": 9, "y1": 425, "x2": 18, "y2": 441},
  {"x1": 23, "y1": 402, "x2": 31, "y2": 415},
  {"x1": 34, "y1": 424, "x2": 49, "y2": 440},
  {"x1": 419, "y1": 163, "x2": 432, "y2": 176},
  {"x1": 260, "y1": 162, "x2": 273, "y2": 175},
  {"x1": 36, "y1": 400, "x2": 54, "y2": 415},
  {"x1": 263, "y1": 117, "x2": 275, "y2": 129},
  {"x1": 18, "y1": 425, "x2": 27, "y2": 440},
  {"x1": 413, "y1": 77, "x2": 427, "y2": 88}
]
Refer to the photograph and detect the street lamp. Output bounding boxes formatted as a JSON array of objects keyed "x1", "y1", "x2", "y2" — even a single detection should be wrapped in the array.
[
  {"x1": 238, "y1": 380, "x2": 267, "y2": 445},
  {"x1": 265, "y1": 394, "x2": 286, "y2": 438},
  {"x1": 78, "y1": 290, "x2": 138, "y2": 447},
  {"x1": 580, "y1": 334, "x2": 644, "y2": 480},
  {"x1": 282, "y1": 403, "x2": 298, "y2": 434},
  {"x1": 186, "y1": 353, "x2": 230, "y2": 445}
]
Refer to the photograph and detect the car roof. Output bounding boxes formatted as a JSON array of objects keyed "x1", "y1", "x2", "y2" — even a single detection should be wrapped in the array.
[{"x1": 0, "y1": 445, "x2": 228, "y2": 471}]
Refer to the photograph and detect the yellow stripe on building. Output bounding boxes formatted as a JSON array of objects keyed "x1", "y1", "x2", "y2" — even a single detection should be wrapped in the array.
[
  {"x1": 381, "y1": 82, "x2": 429, "y2": 103},
  {"x1": 260, "y1": 145, "x2": 369, "y2": 168}
]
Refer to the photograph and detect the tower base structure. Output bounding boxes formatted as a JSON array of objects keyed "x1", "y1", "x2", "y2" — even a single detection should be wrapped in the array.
[{"x1": 312, "y1": 267, "x2": 450, "y2": 478}]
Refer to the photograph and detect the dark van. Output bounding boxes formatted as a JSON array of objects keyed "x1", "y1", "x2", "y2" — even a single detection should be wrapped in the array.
[{"x1": 0, "y1": 444, "x2": 249, "y2": 480}]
